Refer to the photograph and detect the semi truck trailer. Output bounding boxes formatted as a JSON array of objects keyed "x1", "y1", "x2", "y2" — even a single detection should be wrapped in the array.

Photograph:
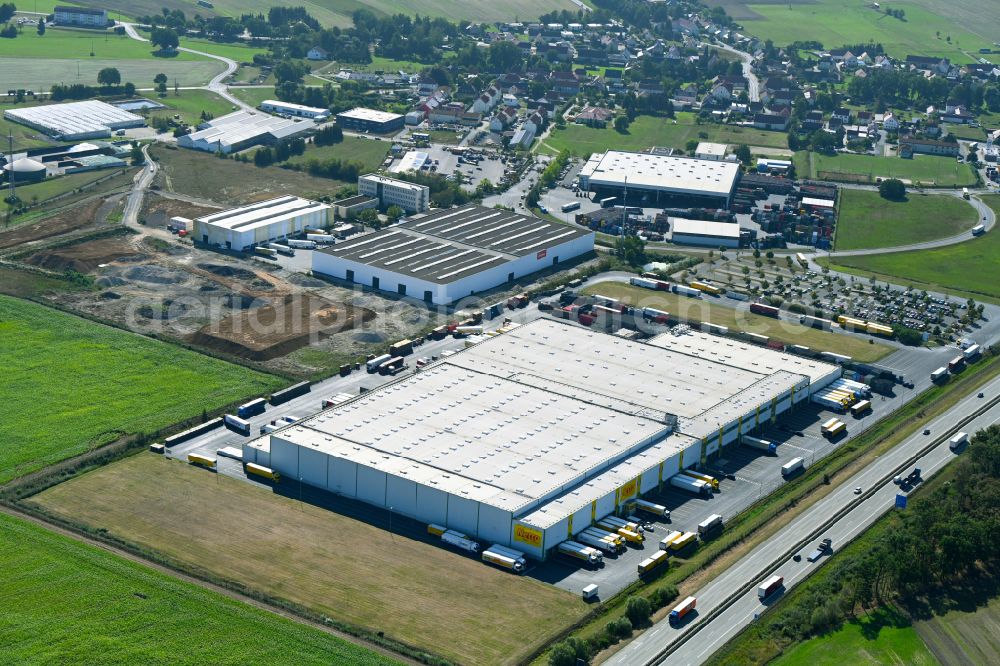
[
  {"x1": 758, "y1": 575, "x2": 784, "y2": 600},
  {"x1": 742, "y1": 435, "x2": 778, "y2": 455},
  {"x1": 637, "y1": 549, "x2": 670, "y2": 576},
  {"x1": 670, "y1": 474, "x2": 712, "y2": 497},
  {"x1": 669, "y1": 596, "x2": 697, "y2": 625},
  {"x1": 557, "y1": 541, "x2": 604, "y2": 567}
]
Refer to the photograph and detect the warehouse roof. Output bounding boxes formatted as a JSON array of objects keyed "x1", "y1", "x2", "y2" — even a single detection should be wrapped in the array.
[
  {"x1": 671, "y1": 217, "x2": 742, "y2": 239},
  {"x1": 316, "y1": 204, "x2": 592, "y2": 284},
  {"x1": 3, "y1": 100, "x2": 144, "y2": 139},
  {"x1": 391, "y1": 150, "x2": 429, "y2": 173},
  {"x1": 180, "y1": 110, "x2": 312, "y2": 152},
  {"x1": 579, "y1": 150, "x2": 740, "y2": 197},
  {"x1": 196, "y1": 196, "x2": 329, "y2": 231},
  {"x1": 336, "y1": 107, "x2": 404, "y2": 124}
]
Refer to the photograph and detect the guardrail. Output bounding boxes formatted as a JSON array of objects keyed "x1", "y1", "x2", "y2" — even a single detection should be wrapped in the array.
[{"x1": 646, "y1": 390, "x2": 1000, "y2": 665}]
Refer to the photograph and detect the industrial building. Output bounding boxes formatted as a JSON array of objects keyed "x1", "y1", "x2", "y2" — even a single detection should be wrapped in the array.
[
  {"x1": 391, "y1": 150, "x2": 430, "y2": 174},
  {"x1": 670, "y1": 217, "x2": 743, "y2": 248},
  {"x1": 177, "y1": 110, "x2": 313, "y2": 154},
  {"x1": 579, "y1": 150, "x2": 741, "y2": 207},
  {"x1": 54, "y1": 6, "x2": 107, "y2": 27},
  {"x1": 193, "y1": 196, "x2": 330, "y2": 250},
  {"x1": 311, "y1": 204, "x2": 594, "y2": 304},
  {"x1": 260, "y1": 100, "x2": 331, "y2": 121},
  {"x1": 332, "y1": 194, "x2": 379, "y2": 219},
  {"x1": 358, "y1": 173, "x2": 430, "y2": 213},
  {"x1": 243, "y1": 319, "x2": 840, "y2": 560},
  {"x1": 694, "y1": 142, "x2": 728, "y2": 161},
  {"x1": 3, "y1": 100, "x2": 144, "y2": 141},
  {"x1": 336, "y1": 107, "x2": 405, "y2": 134},
  {"x1": 2, "y1": 157, "x2": 47, "y2": 183}
]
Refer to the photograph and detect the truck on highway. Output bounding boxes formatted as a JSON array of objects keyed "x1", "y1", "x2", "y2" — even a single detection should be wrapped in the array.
[
  {"x1": 245, "y1": 462, "x2": 280, "y2": 482},
  {"x1": 963, "y1": 187, "x2": 970, "y2": 199},
  {"x1": 742, "y1": 435, "x2": 778, "y2": 455},
  {"x1": 557, "y1": 541, "x2": 604, "y2": 567},
  {"x1": 949, "y1": 432, "x2": 969, "y2": 450},
  {"x1": 781, "y1": 457, "x2": 805, "y2": 478},
  {"x1": 697, "y1": 514, "x2": 724, "y2": 537},
  {"x1": 806, "y1": 538, "x2": 833, "y2": 562},
  {"x1": 669, "y1": 596, "x2": 697, "y2": 625},
  {"x1": 758, "y1": 575, "x2": 784, "y2": 600},
  {"x1": 670, "y1": 474, "x2": 712, "y2": 497}
]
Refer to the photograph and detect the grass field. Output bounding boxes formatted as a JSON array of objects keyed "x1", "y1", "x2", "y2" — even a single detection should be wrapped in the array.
[
  {"x1": 915, "y1": 592, "x2": 1000, "y2": 665},
  {"x1": 794, "y1": 151, "x2": 977, "y2": 187},
  {"x1": 0, "y1": 28, "x2": 206, "y2": 61},
  {"x1": 771, "y1": 608, "x2": 937, "y2": 666},
  {"x1": 737, "y1": 0, "x2": 991, "y2": 62},
  {"x1": 0, "y1": 57, "x2": 224, "y2": 90},
  {"x1": 825, "y1": 195, "x2": 1000, "y2": 303},
  {"x1": 580, "y1": 282, "x2": 893, "y2": 362},
  {"x1": 283, "y1": 136, "x2": 390, "y2": 171},
  {"x1": 33, "y1": 454, "x2": 588, "y2": 666},
  {"x1": 835, "y1": 190, "x2": 977, "y2": 250},
  {"x1": 152, "y1": 145, "x2": 352, "y2": 203},
  {"x1": 0, "y1": 296, "x2": 282, "y2": 483},
  {"x1": 537, "y1": 113, "x2": 791, "y2": 155},
  {"x1": 230, "y1": 86, "x2": 279, "y2": 109},
  {"x1": 2, "y1": 168, "x2": 133, "y2": 215},
  {"x1": 145, "y1": 89, "x2": 238, "y2": 125},
  {"x1": 0, "y1": 512, "x2": 396, "y2": 665}
]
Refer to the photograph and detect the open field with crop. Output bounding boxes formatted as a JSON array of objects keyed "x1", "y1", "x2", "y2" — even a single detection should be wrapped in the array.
[
  {"x1": 580, "y1": 282, "x2": 893, "y2": 362},
  {"x1": 0, "y1": 57, "x2": 223, "y2": 91},
  {"x1": 0, "y1": 511, "x2": 396, "y2": 665},
  {"x1": 151, "y1": 145, "x2": 352, "y2": 203},
  {"x1": 1, "y1": 167, "x2": 135, "y2": 218},
  {"x1": 835, "y1": 190, "x2": 977, "y2": 250},
  {"x1": 794, "y1": 151, "x2": 977, "y2": 187},
  {"x1": 0, "y1": 27, "x2": 208, "y2": 61},
  {"x1": 732, "y1": 0, "x2": 990, "y2": 62},
  {"x1": 770, "y1": 607, "x2": 936, "y2": 666},
  {"x1": 915, "y1": 592, "x2": 1000, "y2": 665},
  {"x1": 538, "y1": 113, "x2": 790, "y2": 155},
  {"x1": 0, "y1": 296, "x2": 282, "y2": 483},
  {"x1": 283, "y1": 136, "x2": 390, "y2": 171},
  {"x1": 825, "y1": 196, "x2": 1000, "y2": 303},
  {"x1": 33, "y1": 454, "x2": 588, "y2": 666}
]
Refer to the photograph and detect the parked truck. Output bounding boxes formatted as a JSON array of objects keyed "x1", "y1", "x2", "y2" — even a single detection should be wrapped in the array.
[
  {"x1": 670, "y1": 474, "x2": 712, "y2": 497},
  {"x1": 742, "y1": 435, "x2": 778, "y2": 455},
  {"x1": 668, "y1": 532, "x2": 698, "y2": 552},
  {"x1": 576, "y1": 530, "x2": 621, "y2": 555},
  {"x1": 632, "y1": 499, "x2": 670, "y2": 519},
  {"x1": 600, "y1": 515, "x2": 644, "y2": 534},
  {"x1": 389, "y1": 339, "x2": 414, "y2": 357},
  {"x1": 637, "y1": 549, "x2": 670, "y2": 576},
  {"x1": 697, "y1": 514, "x2": 723, "y2": 537},
  {"x1": 781, "y1": 457, "x2": 805, "y2": 478},
  {"x1": 583, "y1": 527, "x2": 626, "y2": 552},
  {"x1": 669, "y1": 596, "x2": 697, "y2": 625},
  {"x1": 441, "y1": 530, "x2": 480, "y2": 554},
  {"x1": 223, "y1": 414, "x2": 251, "y2": 436},
  {"x1": 237, "y1": 398, "x2": 267, "y2": 419},
  {"x1": 659, "y1": 530, "x2": 684, "y2": 551},
  {"x1": 682, "y1": 470, "x2": 719, "y2": 491},
  {"x1": 758, "y1": 574, "x2": 784, "y2": 600},
  {"x1": 287, "y1": 239, "x2": 316, "y2": 249},
  {"x1": 482, "y1": 544, "x2": 527, "y2": 573},
  {"x1": 557, "y1": 541, "x2": 604, "y2": 567},
  {"x1": 379, "y1": 357, "x2": 407, "y2": 375},
  {"x1": 187, "y1": 453, "x2": 217, "y2": 469},
  {"x1": 245, "y1": 462, "x2": 280, "y2": 482},
  {"x1": 366, "y1": 353, "x2": 392, "y2": 373},
  {"x1": 749, "y1": 302, "x2": 780, "y2": 318},
  {"x1": 596, "y1": 519, "x2": 644, "y2": 543}
]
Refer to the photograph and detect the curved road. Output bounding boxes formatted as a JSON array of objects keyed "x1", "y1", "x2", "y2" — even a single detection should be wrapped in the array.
[
  {"x1": 121, "y1": 23, "x2": 257, "y2": 113},
  {"x1": 706, "y1": 42, "x2": 759, "y2": 102}
]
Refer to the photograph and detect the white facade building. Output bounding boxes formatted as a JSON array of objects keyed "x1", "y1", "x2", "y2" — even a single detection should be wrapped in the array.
[
  {"x1": 670, "y1": 217, "x2": 742, "y2": 248},
  {"x1": 243, "y1": 320, "x2": 839, "y2": 560},
  {"x1": 358, "y1": 173, "x2": 430, "y2": 213},
  {"x1": 3, "y1": 100, "x2": 144, "y2": 140},
  {"x1": 311, "y1": 204, "x2": 595, "y2": 304},
  {"x1": 178, "y1": 110, "x2": 313, "y2": 154},
  {"x1": 54, "y1": 6, "x2": 107, "y2": 27},
  {"x1": 260, "y1": 100, "x2": 331, "y2": 120},
  {"x1": 193, "y1": 196, "x2": 330, "y2": 250},
  {"x1": 579, "y1": 150, "x2": 741, "y2": 206}
]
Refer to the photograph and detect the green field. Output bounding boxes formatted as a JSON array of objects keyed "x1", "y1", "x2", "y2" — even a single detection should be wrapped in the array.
[
  {"x1": 0, "y1": 57, "x2": 224, "y2": 90},
  {"x1": 835, "y1": 190, "x2": 977, "y2": 250},
  {"x1": 284, "y1": 136, "x2": 390, "y2": 171},
  {"x1": 0, "y1": 28, "x2": 206, "y2": 61},
  {"x1": 915, "y1": 592, "x2": 1000, "y2": 665},
  {"x1": 826, "y1": 195, "x2": 1000, "y2": 303},
  {"x1": 34, "y1": 454, "x2": 587, "y2": 666},
  {"x1": 772, "y1": 608, "x2": 937, "y2": 666},
  {"x1": 0, "y1": 512, "x2": 396, "y2": 665},
  {"x1": 145, "y1": 89, "x2": 238, "y2": 125},
  {"x1": 2, "y1": 168, "x2": 134, "y2": 216},
  {"x1": 738, "y1": 0, "x2": 991, "y2": 62},
  {"x1": 794, "y1": 151, "x2": 976, "y2": 187},
  {"x1": 0, "y1": 296, "x2": 283, "y2": 483},
  {"x1": 230, "y1": 86, "x2": 277, "y2": 109},
  {"x1": 538, "y1": 113, "x2": 790, "y2": 156},
  {"x1": 580, "y1": 282, "x2": 893, "y2": 362}
]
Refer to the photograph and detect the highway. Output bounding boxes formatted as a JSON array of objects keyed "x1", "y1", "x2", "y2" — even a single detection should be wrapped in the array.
[{"x1": 608, "y1": 374, "x2": 1000, "y2": 666}]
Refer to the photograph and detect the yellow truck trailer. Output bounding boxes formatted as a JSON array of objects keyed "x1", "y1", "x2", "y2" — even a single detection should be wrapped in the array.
[
  {"x1": 187, "y1": 453, "x2": 217, "y2": 469},
  {"x1": 245, "y1": 462, "x2": 280, "y2": 482}
]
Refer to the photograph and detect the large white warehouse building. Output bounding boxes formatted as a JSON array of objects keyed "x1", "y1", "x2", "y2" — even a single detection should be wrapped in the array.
[
  {"x1": 578, "y1": 150, "x2": 741, "y2": 207},
  {"x1": 3, "y1": 100, "x2": 144, "y2": 140},
  {"x1": 178, "y1": 110, "x2": 313, "y2": 154},
  {"x1": 311, "y1": 204, "x2": 595, "y2": 304},
  {"x1": 244, "y1": 319, "x2": 840, "y2": 560},
  {"x1": 193, "y1": 196, "x2": 330, "y2": 250}
]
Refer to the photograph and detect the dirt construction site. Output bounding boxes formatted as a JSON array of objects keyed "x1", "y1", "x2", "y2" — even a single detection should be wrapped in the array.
[{"x1": 5, "y1": 193, "x2": 436, "y2": 377}]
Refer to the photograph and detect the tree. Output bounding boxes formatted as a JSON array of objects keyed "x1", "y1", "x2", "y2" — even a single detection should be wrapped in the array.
[
  {"x1": 150, "y1": 27, "x2": 179, "y2": 51},
  {"x1": 548, "y1": 637, "x2": 589, "y2": 666},
  {"x1": 154, "y1": 73, "x2": 168, "y2": 85},
  {"x1": 613, "y1": 114, "x2": 630, "y2": 133},
  {"x1": 734, "y1": 144, "x2": 751, "y2": 166},
  {"x1": 97, "y1": 67, "x2": 121, "y2": 87},
  {"x1": 614, "y1": 235, "x2": 646, "y2": 266},
  {"x1": 386, "y1": 205, "x2": 404, "y2": 223},
  {"x1": 0, "y1": 3, "x2": 14, "y2": 23},
  {"x1": 130, "y1": 142, "x2": 144, "y2": 166},
  {"x1": 487, "y1": 41, "x2": 522, "y2": 73},
  {"x1": 253, "y1": 147, "x2": 274, "y2": 167},
  {"x1": 625, "y1": 596, "x2": 652, "y2": 627},
  {"x1": 0, "y1": 23, "x2": 16, "y2": 39},
  {"x1": 879, "y1": 178, "x2": 906, "y2": 200},
  {"x1": 357, "y1": 207, "x2": 380, "y2": 227},
  {"x1": 37, "y1": 18, "x2": 45, "y2": 36}
]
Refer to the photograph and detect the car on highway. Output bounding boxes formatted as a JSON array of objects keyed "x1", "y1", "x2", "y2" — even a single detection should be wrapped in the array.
[{"x1": 854, "y1": 487, "x2": 862, "y2": 495}]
